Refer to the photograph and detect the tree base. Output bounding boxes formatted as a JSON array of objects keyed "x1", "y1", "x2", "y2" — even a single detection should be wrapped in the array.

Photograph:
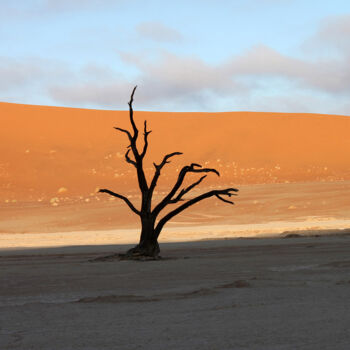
[
  {"x1": 90, "y1": 253, "x2": 161, "y2": 262},
  {"x1": 126, "y1": 241, "x2": 160, "y2": 257},
  {"x1": 90, "y1": 241, "x2": 160, "y2": 262}
]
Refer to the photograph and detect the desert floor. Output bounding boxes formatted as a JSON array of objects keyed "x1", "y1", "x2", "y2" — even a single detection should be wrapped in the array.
[
  {"x1": 1, "y1": 181, "x2": 350, "y2": 235},
  {"x1": 0, "y1": 180, "x2": 350, "y2": 349},
  {"x1": 1, "y1": 235, "x2": 350, "y2": 350}
]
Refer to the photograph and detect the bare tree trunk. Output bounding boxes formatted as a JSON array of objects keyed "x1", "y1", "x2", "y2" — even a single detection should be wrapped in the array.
[{"x1": 127, "y1": 216, "x2": 160, "y2": 257}]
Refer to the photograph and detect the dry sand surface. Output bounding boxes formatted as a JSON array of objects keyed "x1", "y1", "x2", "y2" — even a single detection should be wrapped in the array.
[
  {"x1": 1, "y1": 102, "x2": 350, "y2": 349},
  {"x1": 1, "y1": 236, "x2": 350, "y2": 350},
  {"x1": 1, "y1": 180, "x2": 350, "y2": 236}
]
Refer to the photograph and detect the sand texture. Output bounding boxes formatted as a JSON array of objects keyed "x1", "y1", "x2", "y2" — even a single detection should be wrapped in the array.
[{"x1": 1, "y1": 237, "x2": 350, "y2": 350}]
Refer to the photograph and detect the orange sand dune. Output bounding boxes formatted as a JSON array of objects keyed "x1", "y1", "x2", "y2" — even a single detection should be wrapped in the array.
[{"x1": 1, "y1": 102, "x2": 349, "y2": 202}]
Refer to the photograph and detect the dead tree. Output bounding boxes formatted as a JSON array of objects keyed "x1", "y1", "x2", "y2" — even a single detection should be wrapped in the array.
[{"x1": 99, "y1": 86, "x2": 238, "y2": 258}]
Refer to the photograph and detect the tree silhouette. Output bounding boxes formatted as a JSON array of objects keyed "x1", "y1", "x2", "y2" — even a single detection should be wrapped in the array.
[{"x1": 99, "y1": 87, "x2": 238, "y2": 258}]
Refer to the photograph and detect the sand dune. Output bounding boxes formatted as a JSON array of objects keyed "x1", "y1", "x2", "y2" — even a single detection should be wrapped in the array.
[{"x1": 1, "y1": 102, "x2": 349, "y2": 204}]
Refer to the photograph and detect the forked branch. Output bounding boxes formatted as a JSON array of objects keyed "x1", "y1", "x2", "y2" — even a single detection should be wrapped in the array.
[
  {"x1": 114, "y1": 86, "x2": 149, "y2": 192},
  {"x1": 169, "y1": 175, "x2": 207, "y2": 203},
  {"x1": 114, "y1": 86, "x2": 141, "y2": 160},
  {"x1": 215, "y1": 194, "x2": 235, "y2": 204},
  {"x1": 141, "y1": 120, "x2": 152, "y2": 158},
  {"x1": 155, "y1": 188, "x2": 239, "y2": 237},
  {"x1": 152, "y1": 163, "x2": 220, "y2": 217},
  {"x1": 154, "y1": 152, "x2": 183, "y2": 172},
  {"x1": 125, "y1": 148, "x2": 137, "y2": 167},
  {"x1": 149, "y1": 152, "x2": 183, "y2": 194}
]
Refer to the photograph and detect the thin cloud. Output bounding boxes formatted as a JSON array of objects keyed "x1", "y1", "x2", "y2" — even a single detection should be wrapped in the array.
[
  {"x1": 226, "y1": 45, "x2": 350, "y2": 93},
  {"x1": 136, "y1": 22, "x2": 183, "y2": 43},
  {"x1": 48, "y1": 52, "x2": 248, "y2": 109},
  {"x1": 306, "y1": 14, "x2": 350, "y2": 54},
  {"x1": 0, "y1": 57, "x2": 42, "y2": 91},
  {"x1": 49, "y1": 82, "x2": 131, "y2": 107},
  {"x1": 48, "y1": 63, "x2": 132, "y2": 107},
  {"x1": 0, "y1": 57, "x2": 72, "y2": 92},
  {"x1": 0, "y1": 56, "x2": 73, "y2": 106},
  {"x1": 47, "y1": 44, "x2": 350, "y2": 113}
]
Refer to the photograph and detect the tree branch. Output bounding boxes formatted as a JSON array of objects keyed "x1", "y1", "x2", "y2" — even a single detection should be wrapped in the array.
[
  {"x1": 114, "y1": 127, "x2": 132, "y2": 142},
  {"x1": 148, "y1": 152, "x2": 183, "y2": 195},
  {"x1": 99, "y1": 189, "x2": 140, "y2": 215},
  {"x1": 125, "y1": 148, "x2": 137, "y2": 167},
  {"x1": 155, "y1": 152, "x2": 184, "y2": 171},
  {"x1": 155, "y1": 188, "x2": 238, "y2": 237},
  {"x1": 169, "y1": 175, "x2": 207, "y2": 203},
  {"x1": 152, "y1": 163, "x2": 220, "y2": 217},
  {"x1": 128, "y1": 86, "x2": 138, "y2": 141},
  {"x1": 141, "y1": 120, "x2": 152, "y2": 159},
  {"x1": 215, "y1": 194, "x2": 235, "y2": 204},
  {"x1": 119, "y1": 86, "x2": 147, "y2": 194}
]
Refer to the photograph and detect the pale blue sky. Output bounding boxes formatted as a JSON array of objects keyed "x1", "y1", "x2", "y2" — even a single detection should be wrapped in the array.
[{"x1": 1, "y1": 0, "x2": 350, "y2": 114}]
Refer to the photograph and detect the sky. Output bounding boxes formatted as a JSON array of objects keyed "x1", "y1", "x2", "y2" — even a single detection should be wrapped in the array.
[{"x1": 1, "y1": 0, "x2": 350, "y2": 114}]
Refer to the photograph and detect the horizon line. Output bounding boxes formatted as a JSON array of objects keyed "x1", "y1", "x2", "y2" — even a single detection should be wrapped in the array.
[{"x1": 1, "y1": 100, "x2": 349, "y2": 118}]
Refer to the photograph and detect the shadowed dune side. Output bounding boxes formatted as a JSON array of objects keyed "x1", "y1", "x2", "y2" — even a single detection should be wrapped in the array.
[{"x1": 1, "y1": 102, "x2": 349, "y2": 204}]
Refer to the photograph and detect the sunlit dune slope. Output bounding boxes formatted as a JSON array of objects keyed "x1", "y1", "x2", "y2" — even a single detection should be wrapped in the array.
[{"x1": 1, "y1": 102, "x2": 349, "y2": 202}]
